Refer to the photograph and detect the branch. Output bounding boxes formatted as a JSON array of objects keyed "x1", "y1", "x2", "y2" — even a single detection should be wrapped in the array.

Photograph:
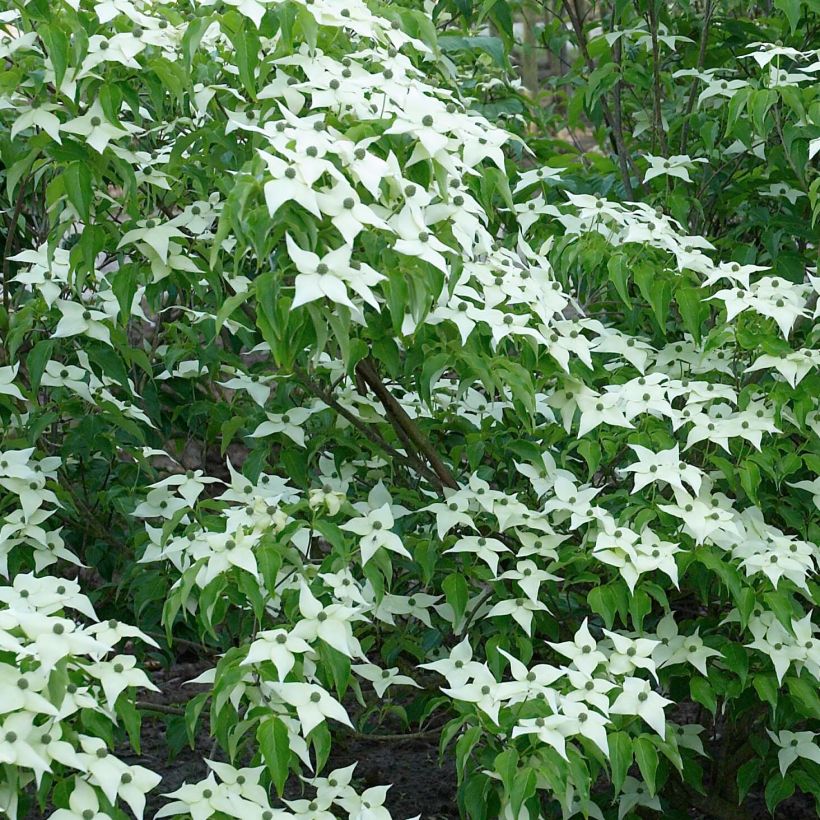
[
  {"x1": 2, "y1": 172, "x2": 31, "y2": 314},
  {"x1": 232, "y1": 298, "x2": 444, "y2": 489},
  {"x1": 560, "y1": 0, "x2": 637, "y2": 198},
  {"x1": 678, "y1": 0, "x2": 714, "y2": 154},
  {"x1": 647, "y1": 0, "x2": 668, "y2": 155},
  {"x1": 136, "y1": 701, "x2": 185, "y2": 716},
  {"x1": 293, "y1": 365, "x2": 444, "y2": 488},
  {"x1": 355, "y1": 356, "x2": 459, "y2": 490}
]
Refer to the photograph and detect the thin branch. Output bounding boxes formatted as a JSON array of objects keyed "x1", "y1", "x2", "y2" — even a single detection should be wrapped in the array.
[
  {"x1": 355, "y1": 357, "x2": 459, "y2": 490},
  {"x1": 559, "y1": 0, "x2": 637, "y2": 197},
  {"x1": 2, "y1": 172, "x2": 31, "y2": 314},
  {"x1": 647, "y1": 0, "x2": 668, "y2": 155},
  {"x1": 293, "y1": 365, "x2": 444, "y2": 488},
  {"x1": 678, "y1": 0, "x2": 714, "y2": 153},
  {"x1": 136, "y1": 701, "x2": 186, "y2": 716},
  {"x1": 231, "y1": 298, "x2": 444, "y2": 488}
]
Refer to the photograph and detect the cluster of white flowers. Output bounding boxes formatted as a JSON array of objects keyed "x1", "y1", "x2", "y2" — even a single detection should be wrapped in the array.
[{"x1": 0, "y1": 572, "x2": 159, "y2": 819}]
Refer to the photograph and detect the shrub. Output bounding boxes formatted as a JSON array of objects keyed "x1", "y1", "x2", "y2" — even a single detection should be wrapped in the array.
[{"x1": 0, "y1": 0, "x2": 818, "y2": 818}]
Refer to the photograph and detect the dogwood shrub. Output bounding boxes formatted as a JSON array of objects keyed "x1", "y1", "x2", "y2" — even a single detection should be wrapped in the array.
[{"x1": 0, "y1": 0, "x2": 818, "y2": 818}]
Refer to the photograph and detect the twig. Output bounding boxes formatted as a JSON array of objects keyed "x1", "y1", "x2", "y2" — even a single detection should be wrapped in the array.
[
  {"x1": 230, "y1": 297, "x2": 443, "y2": 488},
  {"x1": 136, "y1": 701, "x2": 186, "y2": 716},
  {"x1": 343, "y1": 725, "x2": 444, "y2": 743},
  {"x1": 678, "y1": 0, "x2": 714, "y2": 154},
  {"x1": 647, "y1": 0, "x2": 668, "y2": 155},
  {"x1": 559, "y1": 0, "x2": 637, "y2": 197},
  {"x1": 2, "y1": 172, "x2": 31, "y2": 313}
]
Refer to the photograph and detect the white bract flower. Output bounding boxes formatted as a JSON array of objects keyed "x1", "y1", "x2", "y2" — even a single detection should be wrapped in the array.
[
  {"x1": 269, "y1": 682, "x2": 353, "y2": 737},
  {"x1": 643, "y1": 153, "x2": 707, "y2": 183},
  {"x1": 610, "y1": 677, "x2": 672, "y2": 738},
  {"x1": 767, "y1": 730, "x2": 820, "y2": 776},
  {"x1": 341, "y1": 504, "x2": 411, "y2": 565}
]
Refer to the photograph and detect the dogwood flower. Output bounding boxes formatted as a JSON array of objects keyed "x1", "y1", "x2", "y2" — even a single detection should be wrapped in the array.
[
  {"x1": 86, "y1": 654, "x2": 160, "y2": 710},
  {"x1": 53, "y1": 300, "x2": 111, "y2": 345},
  {"x1": 441, "y1": 664, "x2": 510, "y2": 724},
  {"x1": 548, "y1": 620, "x2": 608, "y2": 677},
  {"x1": 156, "y1": 775, "x2": 240, "y2": 820},
  {"x1": 78, "y1": 737, "x2": 161, "y2": 819},
  {"x1": 10, "y1": 100, "x2": 62, "y2": 143},
  {"x1": 603, "y1": 631, "x2": 660, "y2": 679},
  {"x1": 49, "y1": 781, "x2": 110, "y2": 820},
  {"x1": 352, "y1": 663, "x2": 420, "y2": 697},
  {"x1": 497, "y1": 648, "x2": 563, "y2": 703},
  {"x1": 270, "y1": 682, "x2": 353, "y2": 737},
  {"x1": 132, "y1": 488, "x2": 189, "y2": 519},
  {"x1": 60, "y1": 101, "x2": 139, "y2": 153},
  {"x1": 485, "y1": 595, "x2": 549, "y2": 635},
  {"x1": 610, "y1": 677, "x2": 672, "y2": 738},
  {"x1": 767, "y1": 730, "x2": 820, "y2": 776},
  {"x1": 337, "y1": 785, "x2": 395, "y2": 820},
  {"x1": 285, "y1": 234, "x2": 382, "y2": 312},
  {"x1": 424, "y1": 494, "x2": 475, "y2": 538},
  {"x1": 389, "y1": 206, "x2": 453, "y2": 273},
  {"x1": 444, "y1": 534, "x2": 509, "y2": 576},
  {"x1": 341, "y1": 504, "x2": 411, "y2": 565},
  {"x1": 498, "y1": 559, "x2": 559, "y2": 601},
  {"x1": 747, "y1": 349, "x2": 819, "y2": 387},
  {"x1": 418, "y1": 637, "x2": 485, "y2": 687},
  {"x1": 512, "y1": 714, "x2": 571, "y2": 759},
  {"x1": 652, "y1": 614, "x2": 722, "y2": 675},
  {"x1": 250, "y1": 406, "x2": 316, "y2": 447},
  {"x1": 616, "y1": 776, "x2": 662, "y2": 819},
  {"x1": 149, "y1": 470, "x2": 221, "y2": 507},
  {"x1": 643, "y1": 153, "x2": 707, "y2": 183},
  {"x1": 621, "y1": 444, "x2": 703, "y2": 495},
  {"x1": 658, "y1": 487, "x2": 739, "y2": 544},
  {"x1": 293, "y1": 583, "x2": 364, "y2": 658}
]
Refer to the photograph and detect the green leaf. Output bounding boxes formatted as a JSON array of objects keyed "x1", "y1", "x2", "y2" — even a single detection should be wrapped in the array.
[
  {"x1": 25, "y1": 339, "x2": 54, "y2": 393},
  {"x1": 225, "y1": 20, "x2": 260, "y2": 97},
  {"x1": 628, "y1": 588, "x2": 652, "y2": 632},
  {"x1": 753, "y1": 673, "x2": 779, "y2": 713},
  {"x1": 40, "y1": 24, "x2": 69, "y2": 90},
  {"x1": 607, "y1": 254, "x2": 631, "y2": 308},
  {"x1": 456, "y1": 725, "x2": 483, "y2": 779},
  {"x1": 116, "y1": 694, "x2": 142, "y2": 754},
  {"x1": 64, "y1": 162, "x2": 93, "y2": 221},
  {"x1": 182, "y1": 15, "x2": 209, "y2": 69},
  {"x1": 608, "y1": 731, "x2": 632, "y2": 794},
  {"x1": 720, "y1": 643, "x2": 748, "y2": 686},
  {"x1": 494, "y1": 747, "x2": 518, "y2": 795},
  {"x1": 785, "y1": 676, "x2": 820, "y2": 719},
  {"x1": 690, "y1": 677, "x2": 717, "y2": 715},
  {"x1": 510, "y1": 768, "x2": 536, "y2": 818},
  {"x1": 675, "y1": 286, "x2": 708, "y2": 343},
  {"x1": 588, "y1": 585, "x2": 617, "y2": 630},
  {"x1": 765, "y1": 773, "x2": 795, "y2": 814},
  {"x1": 215, "y1": 286, "x2": 254, "y2": 333},
  {"x1": 258, "y1": 716, "x2": 291, "y2": 795},
  {"x1": 774, "y1": 0, "x2": 802, "y2": 33},
  {"x1": 634, "y1": 736, "x2": 659, "y2": 795},
  {"x1": 749, "y1": 89, "x2": 778, "y2": 134},
  {"x1": 695, "y1": 547, "x2": 742, "y2": 601},
  {"x1": 739, "y1": 459, "x2": 761, "y2": 504},
  {"x1": 736, "y1": 758, "x2": 762, "y2": 803},
  {"x1": 634, "y1": 264, "x2": 670, "y2": 334},
  {"x1": 443, "y1": 573, "x2": 468, "y2": 624}
]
